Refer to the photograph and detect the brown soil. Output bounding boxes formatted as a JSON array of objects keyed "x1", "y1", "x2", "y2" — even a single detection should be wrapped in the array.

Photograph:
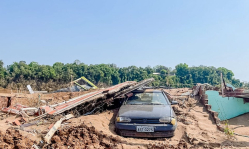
[
  {"x1": 0, "y1": 128, "x2": 35, "y2": 149},
  {"x1": 228, "y1": 113, "x2": 249, "y2": 135},
  {"x1": 0, "y1": 89, "x2": 96, "y2": 107},
  {"x1": 0, "y1": 88, "x2": 248, "y2": 148}
]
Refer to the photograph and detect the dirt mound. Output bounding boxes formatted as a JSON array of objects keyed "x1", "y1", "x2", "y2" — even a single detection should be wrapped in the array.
[
  {"x1": 44, "y1": 122, "x2": 194, "y2": 149},
  {"x1": 43, "y1": 123, "x2": 124, "y2": 149},
  {"x1": 0, "y1": 128, "x2": 35, "y2": 149}
]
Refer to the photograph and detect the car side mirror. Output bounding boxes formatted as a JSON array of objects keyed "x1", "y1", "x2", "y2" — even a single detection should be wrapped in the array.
[{"x1": 171, "y1": 101, "x2": 178, "y2": 105}]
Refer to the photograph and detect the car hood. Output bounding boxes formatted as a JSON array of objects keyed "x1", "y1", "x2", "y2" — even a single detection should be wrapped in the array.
[{"x1": 118, "y1": 105, "x2": 172, "y2": 119}]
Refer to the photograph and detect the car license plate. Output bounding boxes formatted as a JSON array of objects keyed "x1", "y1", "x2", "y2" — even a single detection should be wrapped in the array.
[{"x1": 136, "y1": 126, "x2": 154, "y2": 132}]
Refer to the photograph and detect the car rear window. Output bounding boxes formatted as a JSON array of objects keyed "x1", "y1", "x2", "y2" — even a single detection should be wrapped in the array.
[{"x1": 125, "y1": 92, "x2": 169, "y2": 105}]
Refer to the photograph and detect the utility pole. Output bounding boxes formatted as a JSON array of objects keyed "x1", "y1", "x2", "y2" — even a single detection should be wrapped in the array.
[{"x1": 221, "y1": 73, "x2": 224, "y2": 97}]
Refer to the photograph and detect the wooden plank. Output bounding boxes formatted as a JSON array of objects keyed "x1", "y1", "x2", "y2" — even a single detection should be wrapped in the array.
[{"x1": 44, "y1": 114, "x2": 74, "y2": 144}]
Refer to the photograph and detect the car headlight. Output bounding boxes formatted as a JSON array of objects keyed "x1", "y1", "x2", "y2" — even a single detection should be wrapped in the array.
[
  {"x1": 171, "y1": 118, "x2": 176, "y2": 125},
  {"x1": 116, "y1": 117, "x2": 131, "y2": 122},
  {"x1": 159, "y1": 117, "x2": 171, "y2": 123},
  {"x1": 159, "y1": 117, "x2": 176, "y2": 125}
]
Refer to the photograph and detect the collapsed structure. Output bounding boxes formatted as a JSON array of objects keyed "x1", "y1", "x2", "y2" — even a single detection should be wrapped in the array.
[
  {"x1": 53, "y1": 76, "x2": 98, "y2": 92},
  {"x1": 0, "y1": 78, "x2": 155, "y2": 145},
  {"x1": 192, "y1": 80, "x2": 249, "y2": 134},
  {"x1": 0, "y1": 77, "x2": 249, "y2": 148}
]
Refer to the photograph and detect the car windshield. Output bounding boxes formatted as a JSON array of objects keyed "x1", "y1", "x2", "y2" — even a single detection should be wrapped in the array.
[{"x1": 125, "y1": 92, "x2": 169, "y2": 105}]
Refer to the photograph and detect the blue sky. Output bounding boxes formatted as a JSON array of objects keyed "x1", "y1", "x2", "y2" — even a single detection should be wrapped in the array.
[{"x1": 1, "y1": 1, "x2": 249, "y2": 81}]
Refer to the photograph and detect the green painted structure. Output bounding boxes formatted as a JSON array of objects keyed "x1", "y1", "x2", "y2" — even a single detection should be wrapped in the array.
[{"x1": 206, "y1": 90, "x2": 249, "y2": 121}]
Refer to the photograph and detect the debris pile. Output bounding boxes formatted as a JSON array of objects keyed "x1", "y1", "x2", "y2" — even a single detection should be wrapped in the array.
[
  {"x1": 43, "y1": 123, "x2": 124, "y2": 149},
  {"x1": 0, "y1": 78, "x2": 162, "y2": 148},
  {"x1": 0, "y1": 79, "x2": 248, "y2": 148}
]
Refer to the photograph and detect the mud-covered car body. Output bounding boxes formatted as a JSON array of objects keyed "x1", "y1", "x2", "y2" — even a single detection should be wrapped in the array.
[{"x1": 115, "y1": 89, "x2": 177, "y2": 138}]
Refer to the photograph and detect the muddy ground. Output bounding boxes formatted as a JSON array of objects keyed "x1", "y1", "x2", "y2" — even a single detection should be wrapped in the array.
[
  {"x1": 0, "y1": 89, "x2": 96, "y2": 107},
  {"x1": 0, "y1": 88, "x2": 248, "y2": 148}
]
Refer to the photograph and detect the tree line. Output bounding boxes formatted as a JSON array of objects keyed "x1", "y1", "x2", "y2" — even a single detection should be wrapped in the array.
[{"x1": 0, "y1": 60, "x2": 246, "y2": 91}]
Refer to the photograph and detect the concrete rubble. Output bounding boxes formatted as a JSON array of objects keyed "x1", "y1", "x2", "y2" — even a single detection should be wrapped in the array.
[
  {"x1": 0, "y1": 78, "x2": 161, "y2": 147},
  {"x1": 0, "y1": 78, "x2": 248, "y2": 148}
]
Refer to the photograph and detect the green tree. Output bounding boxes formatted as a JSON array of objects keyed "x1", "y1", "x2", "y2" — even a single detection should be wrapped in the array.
[{"x1": 0, "y1": 60, "x2": 244, "y2": 89}]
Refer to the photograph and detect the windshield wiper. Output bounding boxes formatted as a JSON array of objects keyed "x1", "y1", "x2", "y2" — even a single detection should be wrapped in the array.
[
  {"x1": 127, "y1": 103, "x2": 143, "y2": 105},
  {"x1": 147, "y1": 103, "x2": 164, "y2": 105}
]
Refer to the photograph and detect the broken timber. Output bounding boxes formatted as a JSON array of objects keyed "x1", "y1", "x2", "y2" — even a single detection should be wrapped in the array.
[
  {"x1": 44, "y1": 114, "x2": 74, "y2": 144},
  {"x1": 47, "y1": 81, "x2": 135, "y2": 116},
  {"x1": 114, "y1": 78, "x2": 155, "y2": 98},
  {"x1": 26, "y1": 78, "x2": 155, "y2": 122}
]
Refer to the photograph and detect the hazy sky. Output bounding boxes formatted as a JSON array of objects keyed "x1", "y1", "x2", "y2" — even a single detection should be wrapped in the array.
[{"x1": 1, "y1": 1, "x2": 249, "y2": 81}]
